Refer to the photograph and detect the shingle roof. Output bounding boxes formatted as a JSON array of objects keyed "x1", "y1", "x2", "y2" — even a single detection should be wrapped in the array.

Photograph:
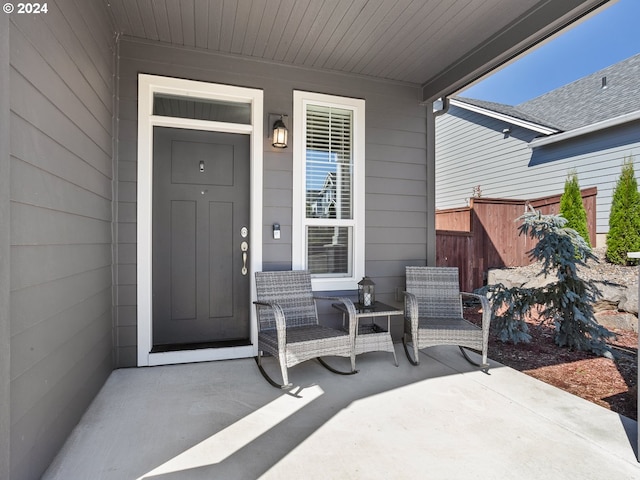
[
  {"x1": 453, "y1": 97, "x2": 562, "y2": 130},
  {"x1": 455, "y1": 52, "x2": 640, "y2": 132},
  {"x1": 517, "y1": 53, "x2": 640, "y2": 131}
]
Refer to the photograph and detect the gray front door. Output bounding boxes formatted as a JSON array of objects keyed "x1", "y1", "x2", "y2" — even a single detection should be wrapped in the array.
[{"x1": 152, "y1": 127, "x2": 250, "y2": 350}]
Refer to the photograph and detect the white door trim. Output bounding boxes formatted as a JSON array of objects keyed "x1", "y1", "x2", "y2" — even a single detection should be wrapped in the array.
[{"x1": 136, "y1": 74, "x2": 263, "y2": 367}]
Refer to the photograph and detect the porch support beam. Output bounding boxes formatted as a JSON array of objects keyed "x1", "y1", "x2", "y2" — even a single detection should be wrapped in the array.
[
  {"x1": 420, "y1": 0, "x2": 610, "y2": 102},
  {"x1": 425, "y1": 104, "x2": 436, "y2": 266}
]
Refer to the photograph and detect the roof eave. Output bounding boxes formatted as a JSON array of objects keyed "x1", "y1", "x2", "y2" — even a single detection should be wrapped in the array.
[
  {"x1": 528, "y1": 110, "x2": 640, "y2": 148},
  {"x1": 450, "y1": 98, "x2": 559, "y2": 135},
  {"x1": 421, "y1": 0, "x2": 611, "y2": 102}
]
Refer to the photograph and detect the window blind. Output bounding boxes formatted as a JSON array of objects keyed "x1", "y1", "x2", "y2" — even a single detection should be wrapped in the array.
[
  {"x1": 305, "y1": 105, "x2": 353, "y2": 220},
  {"x1": 304, "y1": 104, "x2": 354, "y2": 276}
]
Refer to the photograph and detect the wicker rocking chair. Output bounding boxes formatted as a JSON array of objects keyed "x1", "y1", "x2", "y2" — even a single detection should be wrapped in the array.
[
  {"x1": 403, "y1": 267, "x2": 491, "y2": 370},
  {"x1": 254, "y1": 270, "x2": 358, "y2": 388}
]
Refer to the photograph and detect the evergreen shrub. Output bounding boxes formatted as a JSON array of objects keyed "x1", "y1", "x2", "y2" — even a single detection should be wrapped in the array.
[
  {"x1": 480, "y1": 208, "x2": 614, "y2": 357},
  {"x1": 606, "y1": 157, "x2": 640, "y2": 265},
  {"x1": 559, "y1": 170, "x2": 591, "y2": 247}
]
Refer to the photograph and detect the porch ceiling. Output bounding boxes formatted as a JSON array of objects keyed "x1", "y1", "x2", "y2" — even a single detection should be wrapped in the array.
[{"x1": 105, "y1": 0, "x2": 612, "y2": 101}]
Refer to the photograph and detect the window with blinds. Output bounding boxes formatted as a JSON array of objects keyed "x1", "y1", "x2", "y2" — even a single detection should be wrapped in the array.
[
  {"x1": 293, "y1": 91, "x2": 365, "y2": 289},
  {"x1": 305, "y1": 106, "x2": 353, "y2": 220},
  {"x1": 305, "y1": 105, "x2": 353, "y2": 276}
]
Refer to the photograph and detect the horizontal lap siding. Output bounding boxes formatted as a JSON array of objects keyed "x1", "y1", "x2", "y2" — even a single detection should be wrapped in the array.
[
  {"x1": 436, "y1": 106, "x2": 540, "y2": 208},
  {"x1": 436, "y1": 107, "x2": 640, "y2": 238},
  {"x1": 9, "y1": 1, "x2": 115, "y2": 478},
  {"x1": 529, "y1": 122, "x2": 640, "y2": 234},
  {"x1": 116, "y1": 38, "x2": 427, "y2": 365},
  {"x1": 0, "y1": 11, "x2": 9, "y2": 480}
]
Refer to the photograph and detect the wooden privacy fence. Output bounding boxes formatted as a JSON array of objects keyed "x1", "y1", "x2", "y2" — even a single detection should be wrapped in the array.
[{"x1": 436, "y1": 187, "x2": 597, "y2": 292}]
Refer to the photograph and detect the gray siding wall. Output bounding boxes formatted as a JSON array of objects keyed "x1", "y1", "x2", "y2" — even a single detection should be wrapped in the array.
[
  {"x1": 1, "y1": 11, "x2": 10, "y2": 480},
  {"x1": 8, "y1": 2, "x2": 115, "y2": 478},
  {"x1": 115, "y1": 38, "x2": 428, "y2": 366},
  {"x1": 436, "y1": 105, "x2": 640, "y2": 239}
]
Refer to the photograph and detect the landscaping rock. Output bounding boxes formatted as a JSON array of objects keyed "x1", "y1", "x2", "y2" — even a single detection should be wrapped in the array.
[
  {"x1": 486, "y1": 248, "x2": 639, "y2": 330},
  {"x1": 594, "y1": 311, "x2": 638, "y2": 333},
  {"x1": 486, "y1": 270, "x2": 554, "y2": 289},
  {"x1": 592, "y1": 281, "x2": 638, "y2": 315},
  {"x1": 618, "y1": 281, "x2": 638, "y2": 315}
]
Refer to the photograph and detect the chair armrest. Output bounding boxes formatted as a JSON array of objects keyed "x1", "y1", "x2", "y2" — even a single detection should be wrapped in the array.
[
  {"x1": 403, "y1": 291, "x2": 419, "y2": 321},
  {"x1": 461, "y1": 292, "x2": 491, "y2": 332},
  {"x1": 253, "y1": 301, "x2": 272, "y2": 307},
  {"x1": 314, "y1": 296, "x2": 358, "y2": 340},
  {"x1": 403, "y1": 291, "x2": 420, "y2": 340},
  {"x1": 253, "y1": 301, "x2": 287, "y2": 345}
]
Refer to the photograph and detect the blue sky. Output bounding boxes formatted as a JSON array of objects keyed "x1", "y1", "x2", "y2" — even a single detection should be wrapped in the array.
[{"x1": 460, "y1": 0, "x2": 640, "y2": 105}]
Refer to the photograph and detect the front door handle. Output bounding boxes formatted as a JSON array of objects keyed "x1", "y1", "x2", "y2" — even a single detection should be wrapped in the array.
[{"x1": 241, "y1": 241, "x2": 248, "y2": 275}]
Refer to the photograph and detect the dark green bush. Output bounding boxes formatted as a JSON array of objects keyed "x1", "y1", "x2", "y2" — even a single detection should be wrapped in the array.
[
  {"x1": 559, "y1": 170, "x2": 591, "y2": 247},
  {"x1": 606, "y1": 157, "x2": 640, "y2": 265}
]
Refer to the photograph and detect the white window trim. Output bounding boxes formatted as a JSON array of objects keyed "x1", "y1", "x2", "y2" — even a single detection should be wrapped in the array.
[
  {"x1": 292, "y1": 91, "x2": 365, "y2": 291},
  {"x1": 136, "y1": 74, "x2": 263, "y2": 367}
]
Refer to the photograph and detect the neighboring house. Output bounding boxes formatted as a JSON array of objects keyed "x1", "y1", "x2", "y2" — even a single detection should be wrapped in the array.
[
  {"x1": 435, "y1": 53, "x2": 640, "y2": 247},
  {"x1": 0, "y1": 1, "x2": 615, "y2": 478},
  {"x1": 310, "y1": 172, "x2": 337, "y2": 218}
]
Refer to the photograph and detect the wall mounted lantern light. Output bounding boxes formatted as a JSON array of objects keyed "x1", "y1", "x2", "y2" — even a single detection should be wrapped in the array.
[{"x1": 271, "y1": 114, "x2": 288, "y2": 148}]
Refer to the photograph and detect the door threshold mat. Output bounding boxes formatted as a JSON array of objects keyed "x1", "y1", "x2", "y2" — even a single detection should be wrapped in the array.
[{"x1": 151, "y1": 339, "x2": 251, "y2": 353}]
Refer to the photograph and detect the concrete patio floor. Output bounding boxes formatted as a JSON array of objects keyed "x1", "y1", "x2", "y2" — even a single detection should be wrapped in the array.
[{"x1": 43, "y1": 345, "x2": 639, "y2": 479}]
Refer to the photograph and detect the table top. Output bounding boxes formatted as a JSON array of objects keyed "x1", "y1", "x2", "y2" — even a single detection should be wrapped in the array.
[{"x1": 332, "y1": 300, "x2": 403, "y2": 317}]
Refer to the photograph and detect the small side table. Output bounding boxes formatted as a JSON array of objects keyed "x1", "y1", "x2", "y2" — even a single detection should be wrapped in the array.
[{"x1": 332, "y1": 301, "x2": 402, "y2": 366}]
